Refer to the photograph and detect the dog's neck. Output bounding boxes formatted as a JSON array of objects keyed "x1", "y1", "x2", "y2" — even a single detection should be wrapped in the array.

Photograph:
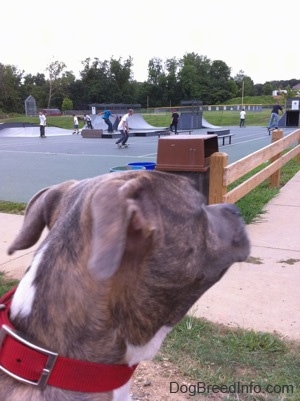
[{"x1": 10, "y1": 244, "x2": 175, "y2": 367}]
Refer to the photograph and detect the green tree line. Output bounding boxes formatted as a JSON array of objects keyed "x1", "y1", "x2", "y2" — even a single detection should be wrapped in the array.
[{"x1": 0, "y1": 53, "x2": 299, "y2": 113}]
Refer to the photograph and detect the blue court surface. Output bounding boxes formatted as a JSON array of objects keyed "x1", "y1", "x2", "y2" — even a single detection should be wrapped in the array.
[{"x1": 0, "y1": 126, "x2": 295, "y2": 203}]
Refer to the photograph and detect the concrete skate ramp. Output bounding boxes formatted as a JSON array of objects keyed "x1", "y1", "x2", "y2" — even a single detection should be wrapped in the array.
[
  {"x1": 176, "y1": 113, "x2": 220, "y2": 129},
  {"x1": 0, "y1": 126, "x2": 72, "y2": 137},
  {"x1": 278, "y1": 111, "x2": 286, "y2": 128},
  {"x1": 201, "y1": 117, "x2": 221, "y2": 129},
  {"x1": 128, "y1": 114, "x2": 168, "y2": 130},
  {"x1": 90, "y1": 114, "x2": 118, "y2": 130}
]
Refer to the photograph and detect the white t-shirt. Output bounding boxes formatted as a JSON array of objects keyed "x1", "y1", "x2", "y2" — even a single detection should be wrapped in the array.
[
  {"x1": 240, "y1": 110, "x2": 246, "y2": 119},
  {"x1": 39, "y1": 114, "x2": 46, "y2": 126},
  {"x1": 74, "y1": 116, "x2": 79, "y2": 125},
  {"x1": 118, "y1": 113, "x2": 130, "y2": 131}
]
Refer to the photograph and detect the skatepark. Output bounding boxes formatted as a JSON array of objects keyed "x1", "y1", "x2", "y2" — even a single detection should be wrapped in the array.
[
  {"x1": 87, "y1": 112, "x2": 221, "y2": 136},
  {"x1": 0, "y1": 115, "x2": 300, "y2": 341},
  {"x1": 0, "y1": 121, "x2": 296, "y2": 203},
  {"x1": 0, "y1": 123, "x2": 299, "y2": 341}
]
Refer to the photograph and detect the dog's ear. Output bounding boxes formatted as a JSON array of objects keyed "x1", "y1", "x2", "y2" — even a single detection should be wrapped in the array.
[
  {"x1": 88, "y1": 177, "x2": 155, "y2": 280},
  {"x1": 7, "y1": 181, "x2": 76, "y2": 255}
]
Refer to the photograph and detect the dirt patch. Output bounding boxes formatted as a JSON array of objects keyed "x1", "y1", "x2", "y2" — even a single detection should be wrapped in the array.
[{"x1": 131, "y1": 360, "x2": 224, "y2": 400}]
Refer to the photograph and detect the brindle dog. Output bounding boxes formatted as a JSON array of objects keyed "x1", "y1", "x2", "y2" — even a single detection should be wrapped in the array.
[{"x1": 0, "y1": 171, "x2": 250, "y2": 401}]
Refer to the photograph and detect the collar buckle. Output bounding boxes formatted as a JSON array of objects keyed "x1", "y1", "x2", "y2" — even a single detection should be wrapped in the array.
[{"x1": 0, "y1": 324, "x2": 58, "y2": 390}]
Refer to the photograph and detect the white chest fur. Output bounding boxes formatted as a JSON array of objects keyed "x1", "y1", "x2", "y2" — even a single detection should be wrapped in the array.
[
  {"x1": 10, "y1": 245, "x2": 47, "y2": 319},
  {"x1": 112, "y1": 326, "x2": 172, "y2": 400},
  {"x1": 125, "y1": 325, "x2": 172, "y2": 366}
]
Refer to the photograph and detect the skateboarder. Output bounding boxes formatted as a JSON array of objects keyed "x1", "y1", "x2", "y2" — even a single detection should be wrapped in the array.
[
  {"x1": 99, "y1": 109, "x2": 114, "y2": 133},
  {"x1": 83, "y1": 114, "x2": 93, "y2": 129},
  {"x1": 116, "y1": 109, "x2": 133, "y2": 148},
  {"x1": 170, "y1": 110, "x2": 180, "y2": 134},
  {"x1": 267, "y1": 104, "x2": 283, "y2": 133}
]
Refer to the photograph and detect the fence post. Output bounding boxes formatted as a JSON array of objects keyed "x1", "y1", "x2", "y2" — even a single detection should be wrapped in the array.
[
  {"x1": 269, "y1": 129, "x2": 283, "y2": 188},
  {"x1": 209, "y1": 152, "x2": 228, "y2": 204},
  {"x1": 298, "y1": 130, "x2": 300, "y2": 163}
]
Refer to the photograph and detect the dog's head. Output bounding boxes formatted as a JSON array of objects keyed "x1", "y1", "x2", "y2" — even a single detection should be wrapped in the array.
[
  {"x1": 4, "y1": 170, "x2": 250, "y2": 400},
  {"x1": 8, "y1": 170, "x2": 250, "y2": 328}
]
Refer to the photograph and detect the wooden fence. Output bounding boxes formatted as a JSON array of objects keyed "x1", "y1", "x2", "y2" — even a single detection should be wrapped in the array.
[{"x1": 208, "y1": 129, "x2": 300, "y2": 204}]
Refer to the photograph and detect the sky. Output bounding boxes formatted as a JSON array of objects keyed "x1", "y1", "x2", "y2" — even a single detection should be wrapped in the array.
[{"x1": 1, "y1": 0, "x2": 299, "y2": 85}]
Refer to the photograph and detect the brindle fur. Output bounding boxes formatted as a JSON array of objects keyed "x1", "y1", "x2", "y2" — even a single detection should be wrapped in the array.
[{"x1": 1, "y1": 171, "x2": 250, "y2": 400}]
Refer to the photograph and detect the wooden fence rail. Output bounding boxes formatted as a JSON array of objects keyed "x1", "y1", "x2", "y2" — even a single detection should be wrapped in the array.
[{"x1": 209, "y1": 129, "x2": 300, "y2": 204}]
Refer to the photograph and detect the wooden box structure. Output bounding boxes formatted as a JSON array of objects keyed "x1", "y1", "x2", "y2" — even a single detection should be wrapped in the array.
[
  {"x1": 81, "y1": 129, "x2": 103, "y2": 138},
  {"x1": 155, "y1": 135, "x2": 219, "y2": 201},
  {"x1": 156, "y1": 135, "x2": 218, "y2": 172}
]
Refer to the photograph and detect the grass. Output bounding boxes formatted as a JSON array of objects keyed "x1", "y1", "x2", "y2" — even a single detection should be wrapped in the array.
[
  {"x1": 233, "y1": 156, "x2": 300, "y2": 224},
  {"x1": 0, "y1": 115, "x2": 85, "y2": 130},
  {"x1": 202, "y1": 109, "x2": 271, "y2": 127},
  {"x1": 143, "y1": 109, "x2": 273, "y2": 128},
  {"x1": 0, "y1": 201, "x2": 26, "y2": 215},
  {"x1": 157, "y1": 315, "x2": 300, "y2": 400},
  {"x1": 0, "y1": 109, "x2": 272, "y2": 129},
  {"x1": 0, "y1": 272, "x2": 298, "y2": 400},
  {"x1": 224, "y1": 95, "x2": 275, "y2": 105},
  {"x1": 0, "y1": 272, "x2": 18, "y2": 294}
]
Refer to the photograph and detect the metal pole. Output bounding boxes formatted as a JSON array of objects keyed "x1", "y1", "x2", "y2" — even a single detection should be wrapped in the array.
[{"x1": 242, "y1": 81, "x2": 244, "y2": 106}]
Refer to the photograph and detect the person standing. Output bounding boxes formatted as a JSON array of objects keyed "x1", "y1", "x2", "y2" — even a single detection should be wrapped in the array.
[
  {"x1": 39, "y1": 111, "x2": 47, "y2": 138},
  {"x1": 72, "y1": 114, "x2": 80, "y2": 134},
  {"x1": 83, "y1": 114, "x2": 93, "y2": 129},
  {"x1": 170, "y1": 110, "x2": 180, "y2": 134},
  {"x1": 116, "y1": 109, "x2": 133, "y2": 148},
  {"x1": 99, "y1": 109, "x2": 114, "y2": 133},
  {"x1": 267, "y1": 104, "x2": 283, "y2": 132},
  {"x1": 239, "y1": 108, "x2": 246, "y2": 128}
]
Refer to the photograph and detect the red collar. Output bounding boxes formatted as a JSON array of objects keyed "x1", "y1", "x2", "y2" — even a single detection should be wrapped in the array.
[{"x1": 0, "y1": 288, "x2": 137, "y2": 392}]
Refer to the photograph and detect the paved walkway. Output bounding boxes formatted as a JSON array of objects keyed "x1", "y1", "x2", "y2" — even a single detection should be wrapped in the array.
[
  {"x1": 194, "y1": 171, "x2": 300, "y2": 340},
  {"x1": 0, "y1": 172, "x2": 300, "y2": 340}
]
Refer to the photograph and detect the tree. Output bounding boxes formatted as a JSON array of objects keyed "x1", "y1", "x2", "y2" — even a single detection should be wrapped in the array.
[
  {"x1": 177, "y1": 53, "x2": 211, "y2": 102},
  {"x1": 207, "y1": 60, "x2": 235, "y2": 103},
  {"x1": 69, "y1": 79, "x2": 85, "y2": 109},
  {"x1": 0, "y1": 63, "x2": 23, "y2": 112},
  {"x1": 147, "y1": 58, "x2": 168, "y2": 106},
  {"x1": 61, "y1": 98, "x2": 73, "y2": 112},
  {"x1": 279, "y1": 85, "x2": 298, "y2": 104},
  {"x1": 209, "y1": 60, "x2": 231, "y2": 82},
  {"x1": 21, "y1": 74, "x2": 48, "y2": 108},
  {"x1": 147, "y1": 58, "x2": 164, "y2": 85},
  {"x1": 262, "y1": 82, "x2": 274, "y2": 96},
  {"x1": 164, "y1": 57, "x2": 180, "y2": 106},
  {"x1": 233, "y1": 70, "x2": 245, "y2": 85},
  {"x1": 234, "y1": 71, "x2": 255, "y2": 100},
  {"x1": 109, "y1": 56, "x2": 134, "y2": 102},
  {"x1": 21, "y1": 73, "x2": 47, "y2": 108},
  {"x1": 46, "y1": 60, "x2": 67, "y2": 108},
  {"x1": 253, "y1": 83, "x2": 263, "y2": 96},
  {"x1": 80, "y1": 58, "x2": 110, "y2": 104}
]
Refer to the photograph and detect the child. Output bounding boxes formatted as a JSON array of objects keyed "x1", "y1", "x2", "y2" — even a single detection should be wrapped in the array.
[{"x1": 72, "y1": 114, "x2": 80, "y2": 134}]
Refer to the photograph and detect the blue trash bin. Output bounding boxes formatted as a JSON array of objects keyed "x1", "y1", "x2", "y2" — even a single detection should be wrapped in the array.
[
  {"x1": 109, "y1": 165, "x2": 146, "y2": 173},
  {"x1": 127, "y1": 162, "x2": 156, "y2": 170}
]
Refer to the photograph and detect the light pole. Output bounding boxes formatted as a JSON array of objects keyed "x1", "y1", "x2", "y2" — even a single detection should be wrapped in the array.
[{"x1": 241, "y1": 81, "x2": 244, "y2": 106}]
